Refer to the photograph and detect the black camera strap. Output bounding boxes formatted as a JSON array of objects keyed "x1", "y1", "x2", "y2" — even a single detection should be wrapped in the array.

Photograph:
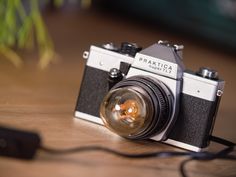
[{"x1": 0, "y1": 126, "x2": 235, "y2": 177}]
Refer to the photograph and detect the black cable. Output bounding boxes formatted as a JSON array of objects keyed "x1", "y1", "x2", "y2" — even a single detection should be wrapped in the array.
[
  {"x1": 39, "y1": 145, "x2": 236, "y2": 160},
  {"x1": 40, "y1": 145, "x2": 191, "y2": 158},
  {"x1": 180, "y1": 158, "x2": 194, "y2": 177},
  {"x1": 210, "y1": 135, "x2": 236, "y2": 147},
  {"x1": 39, "y1": 136, "x2": 236, "y2": 177},
  {"x1": 179, "y1": 142, "x2": 236, "y2": 177}
]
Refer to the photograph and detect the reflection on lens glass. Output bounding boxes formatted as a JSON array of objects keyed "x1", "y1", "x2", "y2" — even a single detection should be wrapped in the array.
[
  {"x1": 100, "y1": 76, "x2": 173, "y2": 140},
  {"x1": 100, "y1": 87, "x2": 153, "y2": 137}
]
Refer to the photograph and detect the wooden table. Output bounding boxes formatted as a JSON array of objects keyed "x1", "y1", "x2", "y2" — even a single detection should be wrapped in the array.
[{"x1": 0, "y1": 9, "x2": 235, "y2": 177}]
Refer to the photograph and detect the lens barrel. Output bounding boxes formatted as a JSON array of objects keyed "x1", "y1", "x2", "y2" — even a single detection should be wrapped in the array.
[{"x1": 100, "y1": 76, "x2": 173, "y2": 140}]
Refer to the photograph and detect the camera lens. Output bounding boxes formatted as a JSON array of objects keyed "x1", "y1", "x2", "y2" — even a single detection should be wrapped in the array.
[
  {"x1": 100, "y1": 76, "x2": 173, "y2": 140},
  {"x1": 100, "y1": 87, "x2": 153, "y2": 137}
]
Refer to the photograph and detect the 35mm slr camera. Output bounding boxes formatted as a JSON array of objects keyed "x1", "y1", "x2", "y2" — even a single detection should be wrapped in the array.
[{"x1": 75, "y1": 41, "x2": 225, "y2": 152}]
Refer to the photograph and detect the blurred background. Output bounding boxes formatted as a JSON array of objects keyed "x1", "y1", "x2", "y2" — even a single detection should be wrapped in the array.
[
  {"x1": 93, "y1": 0, "x2": 236, "y2": 53},
  {"x1": 0, "y1": 0, "x2": 236, "y2": 142},
  {"x1": 1, "y1": 0, "x2": 236, "y2": 67}
]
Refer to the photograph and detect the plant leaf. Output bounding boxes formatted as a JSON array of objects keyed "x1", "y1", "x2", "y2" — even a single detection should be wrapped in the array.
[
  {"x1": 0, "y1": 45, "x2": 23, "y2": 67},
  {"x1": 38, "y1": 48, "x2": 55, "y2": 69}
]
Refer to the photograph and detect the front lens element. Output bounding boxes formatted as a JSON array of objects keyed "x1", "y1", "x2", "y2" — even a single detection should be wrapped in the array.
[
  {"x1": 100, "y1": 87, "x2": 153, "y2": 137},
  {"x1": 100, "y1": 76, "x2": 173, "y2": 140}
]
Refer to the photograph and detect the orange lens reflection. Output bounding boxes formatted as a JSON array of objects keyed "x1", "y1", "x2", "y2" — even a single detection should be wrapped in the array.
[
  {"x1": 113, "y1": 99, "x2": 139, "y2": 120},
  {"x1": 100, "y1": 87, "x2": 153, "y2": 137}
]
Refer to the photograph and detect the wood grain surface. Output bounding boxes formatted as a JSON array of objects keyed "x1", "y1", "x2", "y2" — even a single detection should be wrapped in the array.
[{"x1": 0, "y1": 9, "x2": 235, "y2": 177}]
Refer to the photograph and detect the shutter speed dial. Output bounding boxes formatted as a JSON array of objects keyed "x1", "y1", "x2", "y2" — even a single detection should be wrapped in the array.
[
  {"x1": 120, "y1": 42, "x2": 142, "y2": 57},
  {"x1": 197, "y1": 67, "x2": 219, "y2": 80}
]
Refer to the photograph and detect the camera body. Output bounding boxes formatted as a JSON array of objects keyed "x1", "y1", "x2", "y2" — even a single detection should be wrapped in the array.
[{"x1": 75, "y1": 41, "x2": 225, "y2": 152}]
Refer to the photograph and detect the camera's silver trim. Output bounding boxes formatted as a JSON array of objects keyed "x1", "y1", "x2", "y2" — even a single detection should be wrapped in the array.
[
  {"x1": 182, "y1": 72, "x2": 225, "y2": 101},
  {"x1": 75, "y1": 111, "x2": 103, "y2": 125},
  {"x1": 86, "y1": 45, "x2": 134, "y2": 72},
  {"x1": 164, "y1": 139, "x2": 204, "y2": 152}
]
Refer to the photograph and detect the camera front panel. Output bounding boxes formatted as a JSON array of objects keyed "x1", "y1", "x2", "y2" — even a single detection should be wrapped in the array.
[
  {"x1": 75, "y1": 45, "x2": 135, "y2": 124},
  {"x1": 168, "y1": 93, "x2": 220, "y2": 148},
  {"x1": 75, "y1": 66, "x2": 109, "y2": 123},
  {"x1": 165, "y1": 71, "x2": 225, "y2": 151}
]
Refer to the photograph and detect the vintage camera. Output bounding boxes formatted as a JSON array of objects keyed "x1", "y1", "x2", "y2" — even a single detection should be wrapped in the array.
[{"x1": 75, "y1": 41, "x2": 225, "y2": 152}]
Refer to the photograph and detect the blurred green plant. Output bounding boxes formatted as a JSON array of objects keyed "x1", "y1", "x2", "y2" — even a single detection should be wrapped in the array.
[
  {"x1": 0, "y1": 0, "x2": 63, "y2": 69},
  {"x1": 0, "y1": 0, "x2": 92, "y2": 68}
]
